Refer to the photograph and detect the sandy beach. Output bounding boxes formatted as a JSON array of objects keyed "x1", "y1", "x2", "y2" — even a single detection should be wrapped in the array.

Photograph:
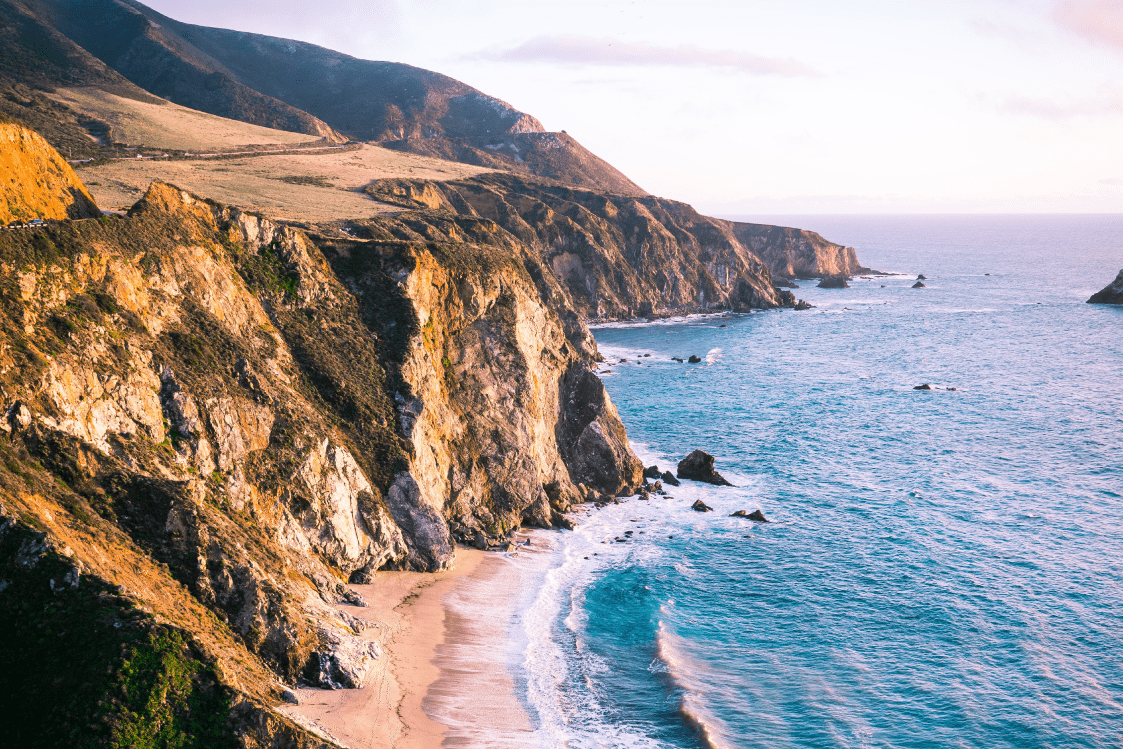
[{"x1": 280, "y1": 542, "x2": 548, "y2": 748}]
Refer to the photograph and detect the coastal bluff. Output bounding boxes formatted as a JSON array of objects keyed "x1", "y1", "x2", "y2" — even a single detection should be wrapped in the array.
[{"x1": 0, "y1": 175, "x2": 638, "y2": 745}]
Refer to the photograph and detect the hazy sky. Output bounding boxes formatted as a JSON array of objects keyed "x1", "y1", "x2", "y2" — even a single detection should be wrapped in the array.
[{"x1": 144, "y1": 0, "x2": 1123, "y2": 214}]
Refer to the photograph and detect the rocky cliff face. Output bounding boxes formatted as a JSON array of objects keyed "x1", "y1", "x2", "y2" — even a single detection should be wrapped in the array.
[
  {"x1": 0, "y1": 176, "x2": 640, "y2": 743},
  {"x1": 729, "y1": 221, "x2": 866, "y2": 280},
  {"x1": 1087, "y1": 270, "x2": 1123, "y2": 304},
  {"x1": 365, "y1": 173, "x2": 818, "y2": 319},
  {"x1": 0, "y1": 122, "x2": 100, "y2": 223}
]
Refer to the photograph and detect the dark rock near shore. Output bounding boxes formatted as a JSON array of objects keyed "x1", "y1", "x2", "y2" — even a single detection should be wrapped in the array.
[
  {"x1": 912, "y1": 281, "x2": 926, "y2": 288},
  {"x1": 917, "y1": 274, "x2": 927, "y2": 280},
  {"x1": 914, "y1": 384, "x2": 932, "y2": 391},
  {"x1": 661, "y1": 471, "x2": 680, "y2": 487},
  {"x1": 688, "y1": 355, "x2": 702, "y2": 363},
  {"x1": 1088, "y1": 270, "x2": 1123, "y2": 304},
  {"x1": 691, "y1": 499, "x2": 713, "y2": 512},
  {"x1": 732, "y1": 509, "x2": 768, "y2": 521},
  {"x1": 643, "y1": 465, "x2": 661, "y2": 479},
  {"x1": 671, "y1": 357, "x2": 684, "y2": 363},
  {"x1": 817, "y1": 274, "x2": 850, "y2": 289},
  {"x1": 677, "y1": 450, "x2": 733, "y2": 486},
  {"x1": 794, "y1": 300, "x2": 814, "y2": 310}
]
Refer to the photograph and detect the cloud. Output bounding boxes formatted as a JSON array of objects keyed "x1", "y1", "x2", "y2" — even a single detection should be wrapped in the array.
[
  {"x1": 463, "y1": 35, "x2": 820, "y2": 76},
  {"x1": 1000, "y1": 93, "x2": 1123, "y2": 118},
  {"x1": 1054, "y1": 0, "x2": 1123, "y2": 50}
]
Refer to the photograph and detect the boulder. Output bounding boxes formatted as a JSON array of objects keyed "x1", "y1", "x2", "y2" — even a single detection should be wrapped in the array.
[
  {"x1": 917, "y1": 274, "x2": 927, "y2": 280},
  {"x1": 913, "y1": 384, "x2": 931, "y2": 391},
  {"x1": 688, "y1": 355, "x2": 702, "y2": 363},
  {"x1": 794, "y1": 300, "x2": 814, "y2": 310},
  {"x1": 691, "y1": 499, "x2": 713, "y2": 512},
  {"x1": 661, "y1": 471, "x2": 681, "y2": 487},
  {"x1": 643, "y1": 465, "x2": 662, "y2": 479},
  {"x1": 912, "y1": 281, "x2": 926, "y2": 288},
  {"x1": 672, "y1": 357, "x2": 684, "y2": 363},
  {"x1": 1088, "y1": 269, "x2": 1123, "y2": 304},
  {"x1": 817, "y1": 274, "x2": 850, "y2": 289},
  {"x1": 281, "y1": 689, "x2": 300, "y2": 705},
  {"x1": 748, "y1": 509, "x2": 768, "y2": 522},
  {"x1": 677, "y1": 450, "x2": 733, "y2": 486}
]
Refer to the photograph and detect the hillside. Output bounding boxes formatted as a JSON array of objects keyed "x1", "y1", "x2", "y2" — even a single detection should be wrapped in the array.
[
  {"x1": 25, "y1": 0, "x2": 645, "y2": 194},
  {"x1": 0, "y1": 121, "x2": 99, "y2": 222},
  {"x1": 29, "y1": 0, "x2": 343, "y2": 141}
]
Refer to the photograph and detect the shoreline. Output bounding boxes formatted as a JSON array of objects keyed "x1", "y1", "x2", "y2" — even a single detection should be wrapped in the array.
[{"x1": 280, "y1": 544, "x2": 543, "y2": 748}]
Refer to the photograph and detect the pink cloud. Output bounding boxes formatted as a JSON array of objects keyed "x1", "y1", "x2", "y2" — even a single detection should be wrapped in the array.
[
  {"x1": 1054, "y1": 0, "x2": 1123, "y2": 50},
  {"x1": 463, "y1": 35, "x2": 820, "y2": 77}
]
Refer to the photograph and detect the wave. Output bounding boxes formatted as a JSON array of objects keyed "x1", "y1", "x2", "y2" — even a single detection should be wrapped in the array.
[{"x1": 655, "y1": 621, "x2": 734, "y2": 749}]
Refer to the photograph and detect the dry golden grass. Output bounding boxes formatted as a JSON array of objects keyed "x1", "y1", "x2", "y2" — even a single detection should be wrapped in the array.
[
  {"x1": 78, "y1": 144, "x2": 493, "y2": 222},
  {"x1": 47, "y1": 87, "x2": 318, "y2": 151}
]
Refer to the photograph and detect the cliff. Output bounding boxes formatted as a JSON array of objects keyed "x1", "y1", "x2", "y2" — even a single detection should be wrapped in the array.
[
  {"x1": 0, "y1": 121, "x2": 100, "y2": 222},
  {"x1": 729, "y1": 221, "x2": 866, "y2": 280},
  {"x1": 0, "y1": 176, "x2": 639, "y2": 743},
  {"x1": 1087, "y1": 270, "x2": 1123, "y2": 304},
  {"x1": 365, "y1": 173, "x2": 811, "y2": 318}
]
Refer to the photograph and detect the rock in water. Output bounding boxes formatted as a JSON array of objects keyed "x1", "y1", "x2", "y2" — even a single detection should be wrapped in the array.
[
  {"x1": 912, "y1": 281, "x2": 926, "y2": 288},
  {"x1": 688, "y1": 355, "x2": 702, "y2": 363},
  {"x1": 817, "y1": 274, "x2": 850, "y2": 289},
  {"x1": 917, "y1": 274, "x2": 928, "y2": 280},
  {"x1": 677, "y1": 450, "x2": 734, "y2": 486},
  {"x1": 691, "y1": 499, "x2": 713, "y2": 512},
  {"x1": 661, "y1": 471, "x2": 681, "y2": 487},
  {"x1": 1087, "y1": 270, "x2": 1123, "y2": 304},
  {"x1": 643, "y1": 465, "x2": 662, "y2": 479},
  {"x1": 914, "y1": 384, "x2": 932, "y2": 390},
  {"x1": 747, "y1": 509, "x2": 768, "y2": 522}
]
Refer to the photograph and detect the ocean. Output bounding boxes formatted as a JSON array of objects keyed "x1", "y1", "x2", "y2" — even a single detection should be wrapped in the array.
[{"x1": 469, "y1": 215, "x2": 1123, "y2": 748}]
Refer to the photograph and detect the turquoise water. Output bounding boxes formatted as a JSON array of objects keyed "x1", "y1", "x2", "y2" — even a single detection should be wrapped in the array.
[{"x1": 518, "y1": 216, "x2": 1123, "y2": 748}]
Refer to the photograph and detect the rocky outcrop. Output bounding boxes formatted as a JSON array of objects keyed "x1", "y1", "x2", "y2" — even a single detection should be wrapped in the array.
[
  {"x1": 365, "y1": 173, "x2": 813, "y2": 319},
  {"x1": 818, "y1": 274, "x2": 850, "y2": 289},
  {"x1": 677, "y1": 450, "x2": 733, "y2": 486},
  {"x1": 730, "y1": 222, "x2": 865, "y2": 279},
  {"x1": 0, "y1": 175, "x2": 643, "y2": 744},
  {"x1": 1087, "y1": 270, "x2": 1123, "y2": 304},
  {"x1": 0, "y1": 122, "x2": 100, "y2": 223}
]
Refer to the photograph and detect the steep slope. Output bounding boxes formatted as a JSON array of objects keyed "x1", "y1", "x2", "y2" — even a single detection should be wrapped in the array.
[
  {"x1": 729, "y1": 221, "x2": 867, "y2": 280},
  {"x1": 0, "y1": 167, "x2": 640, "y2": 740},
  {"x1": 0, "y1": 121, "x2": 99, "y2": 222},
  {"x1": 30, "y1": 0, "x2": 343, "y2": 141},
  {"x1": 0, "y1": 0, "x2": 161, "y2": 157},
  {"x1": 366, "y1": 173, "x2": 809, "y2": 319},
  {"x1": 26, "y1": 0, "x2": 644, "y2": 194}
]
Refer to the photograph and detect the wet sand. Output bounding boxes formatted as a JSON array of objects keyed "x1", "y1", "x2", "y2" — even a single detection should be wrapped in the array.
[{"x1": 279, "y1": 544, "x2": 540, "y2": 748}]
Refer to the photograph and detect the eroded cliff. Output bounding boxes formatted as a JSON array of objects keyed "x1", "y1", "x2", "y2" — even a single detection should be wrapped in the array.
[
  {"x1": 365, "y1": 173, "x2": 826, "y2": 319},
  {"x1": 0, "y1": 175, "x2": 640, "y2": 744}
]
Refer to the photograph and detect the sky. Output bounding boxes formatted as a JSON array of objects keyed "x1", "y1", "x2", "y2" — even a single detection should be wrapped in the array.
[{"x1": 144, "y1": 0, "x2": 1123, "y2": 214}]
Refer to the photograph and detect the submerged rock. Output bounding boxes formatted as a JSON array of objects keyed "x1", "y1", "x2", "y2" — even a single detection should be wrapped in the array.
[
  {"x1": 688, "y1": 355, "x2": 702, "y2": 363},
  {"x1": 1087, "y1": 269, "x2": 1123, "y2": 304},
  {"x1": 677, "y1": 450, "x2": 733, "y2": 486},
  {"x1": 817, "y1": 274, "x2": 850, "y2": 289},
  {"x1": 691, "y1": 499, "x2": 713, "y2": 512}
]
